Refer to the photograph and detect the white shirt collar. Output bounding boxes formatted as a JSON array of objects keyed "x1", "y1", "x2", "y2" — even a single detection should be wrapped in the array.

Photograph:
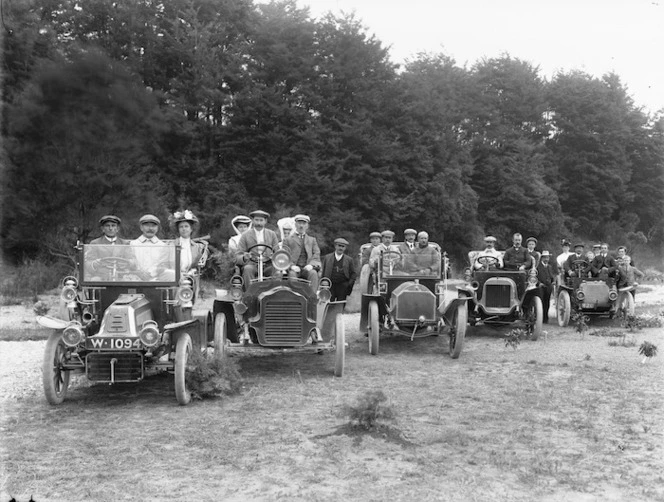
[
  {"x1": 334, "y1": 253, "x2": 344, "y2": 260},
  {"x1": 139, "y1": 235, "x2": 158, "y2": 244},
  {"x1": 104, "y1": 236, "x2": 117, "y2": 243}
]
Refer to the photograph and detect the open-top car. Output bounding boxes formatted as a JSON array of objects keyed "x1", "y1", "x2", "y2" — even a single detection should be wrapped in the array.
[
  {"x1": 458, "y1": 251, "x2": 543, "y2": 339},
  {"x1": 212, "y1": 243, "x2": 345, "y2": 375},
  {"x1": 556, "y1": 260, "x2": 633, "y2": 326},
  {"x1": 38, "y1": 243, "x2": 211, "y2": 406},
  {"x1": 359, "y1": 243, "x2": 467, "y2": 358}
]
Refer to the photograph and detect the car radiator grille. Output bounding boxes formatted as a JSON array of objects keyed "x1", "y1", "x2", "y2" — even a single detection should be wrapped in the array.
[
  {"x1": 263, "y1": 301, "x2": 303, "y2": 345},
  {"x1": 484, "y1": 284, "x2": 512, "y2": 308},
  {"x1": 86, "y1": 353, "x2": 143, "y2": 382}
]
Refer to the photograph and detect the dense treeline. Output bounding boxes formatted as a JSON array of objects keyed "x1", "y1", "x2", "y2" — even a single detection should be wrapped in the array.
[{"x1": 2, "y1": 0, "x2": 663, "y2": 268}]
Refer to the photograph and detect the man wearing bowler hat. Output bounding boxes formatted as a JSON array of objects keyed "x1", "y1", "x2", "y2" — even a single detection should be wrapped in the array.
[
  {"x1": 321, "y1": 238, "x2": 357, "y2": 302},
  {"x1": 236, "y1": 210, "x2": 280, "y2": 284},
  {"x1": 284, "y1": 214, "x2": 321, "y2": 292}
]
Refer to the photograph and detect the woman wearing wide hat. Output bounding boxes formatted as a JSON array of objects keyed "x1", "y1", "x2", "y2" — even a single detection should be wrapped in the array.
[{"x1": 169, "y1": 210, "x2": 208, "y2": 276}]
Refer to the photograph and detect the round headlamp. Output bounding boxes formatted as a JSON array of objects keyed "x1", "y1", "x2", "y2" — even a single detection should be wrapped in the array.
[
  {"x1": 272, "y1": 249, "x2": 291, "y2": 271},
  {"x1": 61, "y1": 286, "x2": 78, "y2": 303},
  {"x1": 231, "y1": 287, "x2": 243, "y2": 300},
  {"x1": 179, "y1": 275, "x2": 194, "y2": 288},
  {"x1": 178, "y1": 287, "x2": 194, "y2": 303},
  {"x1": 576, "y1": 291, "x2": 585, "y2": 301},
  {"x1": 317, "y1": 288, "x2": 331, "y2": 303},
  {"x1": 62, "y1": 323, "x2": 84, "y2": 347},
  {"x1": 608, "y1": 290, "x2": 618, "y2": 301},
  {"x1": 319, "y1": 277, "x2": 331, "y2": 289},
  {"x1": 139, "y1": 321, "x2": 160, "y2": 347},
  {"x1": 528, "y1": 275, "x2": 538, "y2": 285},
  {"x1": 234, "y1": 302, "x2": 248, "y2": 315}
]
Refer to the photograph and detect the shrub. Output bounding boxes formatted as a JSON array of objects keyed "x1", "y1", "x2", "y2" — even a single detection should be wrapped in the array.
[
  {"x1": 572, "y1": 313, "x2": 590, "y2": 333},
  {"x1": 0, "y1": 258, "x2": 71, "y2": 301},
  {"x1": 185, "y1": 351, "x2": 242, "y2": 400},
  {"x1": 504, "y1": 328, "x2": 526, "y2": 350},
  {"x1": 342, "y1": 390, "x2": 395, "y2": 430}
]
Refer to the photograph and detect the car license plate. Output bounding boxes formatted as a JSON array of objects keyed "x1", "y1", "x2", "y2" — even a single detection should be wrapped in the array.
[{"x1": 87, "y1": 337, "x2": 141, "y2": 350}]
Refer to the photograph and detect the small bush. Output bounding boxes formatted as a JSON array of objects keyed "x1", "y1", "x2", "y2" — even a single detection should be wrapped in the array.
[
  {"x1": 504, "y1": 328, "x2": 526, "y2": 350},
  {"x1": 32, "y1": 301, "x2": 50, "y2": 316},
  {"x1": 342, "y1": 390, "x2": 395, "y2": 430},
  {"x1": 0, "y1": 258, "x2": 71, "y2": 300},
  {"x1": 185, "y1": 351, "x2": 242, "y2": 400},
  {"x1": 572, "y1": 313, "x2": 590, "y2": 333}
]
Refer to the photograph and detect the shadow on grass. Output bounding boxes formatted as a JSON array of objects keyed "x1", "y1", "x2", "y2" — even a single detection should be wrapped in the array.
[{"x1": 312, "y1": 422, "x2": 417, "y2": 448}]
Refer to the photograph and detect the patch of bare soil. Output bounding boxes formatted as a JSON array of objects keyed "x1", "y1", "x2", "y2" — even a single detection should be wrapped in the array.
[{"x1": 1, "y1": 288, "x2": 663, "y2": 501}]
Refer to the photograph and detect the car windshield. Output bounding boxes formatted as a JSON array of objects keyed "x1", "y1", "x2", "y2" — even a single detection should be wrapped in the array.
[
  {"x1": 384, "y1": 249, "x2": 442, "y2": 277},
  {"x1": 81, "y1": 244, "x2": 178, "y2": 284}
]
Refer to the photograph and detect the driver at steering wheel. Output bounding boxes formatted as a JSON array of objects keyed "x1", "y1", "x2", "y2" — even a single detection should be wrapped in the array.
[
  {"x1": 236, "y1": 210, "x2": 280, "y2": 285},
  {"x1": 474, "y1": 235, "x2": 503, "y2": 270},
  {"x1": 564, "y1": 243, "x2": 591, "y2": 278},
  {"x1": 369, "y1": 230, "x2": 401, "y2": 274}
]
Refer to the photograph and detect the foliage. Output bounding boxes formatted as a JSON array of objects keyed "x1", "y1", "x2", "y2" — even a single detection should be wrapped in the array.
[
  {"x1": 32, "y1": 301, "x2": 50, "y2": 316},
  {"x1": 638, "y1": 341, "x2": 658, "y2": 359},
  {"x1": 0, "y1": 258, "x2": 70, "y2": 299},
  {"x1": 571, "y1": 313, "x2": 590, "y2": 333},
  {"x1": 504, "y1": 328, "x2": 526, "y2": 350},
  {"x1": 342, "y1": 390, "x2": 395, "y2": 430},
  {"x1": 185, "y1": 351, "x2": 242, "y2": 400}
]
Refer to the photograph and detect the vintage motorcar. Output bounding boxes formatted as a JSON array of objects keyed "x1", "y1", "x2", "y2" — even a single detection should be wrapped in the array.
[
  {"x1": 457, "y1": 251, "x2": 543, "y2": 340},
  {"x1": 38, "y1": 243, "x2": 211, "y2": 406},
  {"x1": 556, "y1": 260, "x2": 634, "y2": 326},
  {"x1": 212, "y1": 243, "x2": 345, "y2": 375},
  {"x1": 359, "y1": 242, "x2": 467, "y2": 358}
]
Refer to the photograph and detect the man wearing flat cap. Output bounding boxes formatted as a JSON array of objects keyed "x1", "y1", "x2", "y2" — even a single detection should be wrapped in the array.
[
  {"x1": 525, "y1": 237, "x2": 541, "y2": 269},
  {"x1": 474, "y1": 235, "x2": 503, "y2": 270},
  {"x1": 564, "y1": 243, "x2": 590, "y2": 278},
  {"x1": 399, "y1": 228, "x2": 418, "y2": 254},
  {"x1": 284, "y1": 214, "x2": 321, "y2": 292},
  {"x1": 360, "y1": 231, "x2": 382, "y2": 267},
  {"x1": 130, "y1": 214, "x2": 173, "y2": 279},
  {"x1": 321, "y1": 238, "x2": 357, "y2": 302},
  {"x1": 369, "y1": 230, "x2": 401, "y2": 273},
  {"x1": 86, "y1": 215, "x2": 132, "y2": 271},
  {"x1": 236, "y1": 210, "x2": 280, "y2": 284}
]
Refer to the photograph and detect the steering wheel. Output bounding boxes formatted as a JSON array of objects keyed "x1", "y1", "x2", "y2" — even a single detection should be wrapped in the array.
[
  {"x1": 572, "y1": 259, "x2": 588, "y2": 268},
  {"x1": 95, "y1": 257, "x2": 132, "y2": 271},
  {"x1": 476, "y1": 255, "x2": 499, "y2": 269},
  {"x1": 246, "y1": 243, "x2": 274, "y2": 264},
  {"x1": 382, "y1": 250, "x2": 402, "y2": 263}
]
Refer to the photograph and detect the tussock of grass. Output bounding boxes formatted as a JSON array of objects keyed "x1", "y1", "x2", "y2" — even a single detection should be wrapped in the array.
[
  {"x1": 185, "y1": 351, "x2": 242, "y2": 400},
  {"x1": 341, "y1": 390, "x2": 395, "y2": 430}
]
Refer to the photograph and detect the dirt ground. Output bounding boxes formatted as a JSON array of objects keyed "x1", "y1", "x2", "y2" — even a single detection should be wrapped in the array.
[{"x1": 1, "y1": 287, "x2": 663, "y2": 501}]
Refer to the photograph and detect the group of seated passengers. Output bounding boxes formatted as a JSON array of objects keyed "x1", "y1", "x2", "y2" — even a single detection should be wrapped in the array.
[
  {"x1": 86, "y1": 212, "x2": 207, "y2": 281},
  {"x1": 367, "y1": 229, "x2": 441, "y2": 276}
]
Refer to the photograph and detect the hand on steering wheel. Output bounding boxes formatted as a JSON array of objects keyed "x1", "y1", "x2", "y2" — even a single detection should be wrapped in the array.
[
  {"x1": 94, "y1": 256, "x2": 132, "y2": 271},
  {"x1": 476, "y1": 255, "x2": 499, "y2": 270}
]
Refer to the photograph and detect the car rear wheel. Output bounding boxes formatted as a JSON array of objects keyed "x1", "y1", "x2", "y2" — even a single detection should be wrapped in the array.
[
  {"x1": 557, "y1": 290, "x2": 571, "y2": 327},
  {"x1": 42, "y1": 331, "x2": 71, "y2": 405},
  {"x1": 617, "y1": 291, "x2": 635, "y2": 318},
  {"x1": 213, "y1": 313, "x2": 227, "y2": 361},
  {"x1": 334, "y1": 313, "x2": 345, "y2": 377},
  {"x1": 449, "y1": 302, "x2": 467, "y2": 359},
  {"x1": 529, "y1": 296, "x2": 543, "y2": 341},
  {"x1": 368, "y1": 300, "x2": 379, "y2": 355},
  {"x1": 174, "y1": 333, "x2": 192, "y2": 405}
]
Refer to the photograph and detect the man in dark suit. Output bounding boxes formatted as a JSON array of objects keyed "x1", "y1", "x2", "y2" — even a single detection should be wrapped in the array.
[
  {"x1": 503, "y1": 233, "x2": 533, "y2": 271},
  {"x1": 398, "y1": 228, "x2": 417, "y2": 254},
  {"x1": 89, "y1": 215, "x2": 130, "y2": 245},
  {"x1": 86, "y1": 215, "x2": 132, "y2": 278},
  {"x1": 590, "y1": 242, "x2": 617, "y2": 278},
  {"x1": 321, "y1": 238, "x2": 357, "y2": 302},
  {"x1": 537, "y1": 250, "x2": 558, "y2": 323},
  {"x1": 236, "y1": 210, "x2": 280, "y2": 285},
  {"x1": 564, "y1": 243, "x2": 590, "y2": 278},
  {"x1": 284, "y1": 214, "x2": 321, "y2": 292}
]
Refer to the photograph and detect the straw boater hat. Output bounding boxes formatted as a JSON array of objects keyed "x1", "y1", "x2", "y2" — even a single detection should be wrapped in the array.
[{"x1": 541, "y1": 250, "x2": 551, "y2": 257}]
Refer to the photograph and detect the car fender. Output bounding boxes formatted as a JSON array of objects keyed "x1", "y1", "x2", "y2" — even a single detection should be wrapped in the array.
[
  {"x1": 522, "y1": 286, "x2": 542, "y2": 306},
  {"x1": 440, "y1": 297, "x2": 471, "y2": 325}
]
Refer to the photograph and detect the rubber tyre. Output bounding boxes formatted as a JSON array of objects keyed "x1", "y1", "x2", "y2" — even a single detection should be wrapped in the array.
[
  {"x1": 368, "y1": 300, "x2": 379, "y2": 356},
  {"x1": 557, "y1": 290, "x2": 571, "y2": 327},
  {"x1": 42, "y1": 331, "x2": 71, "y2": 405},
  {"x1": 617, "y1": 291, "x2": 635, "y2": 317},
  {"x1": 449, "y1": 302, "x2": 467, "y2": 359},
  {"x1": 213, "y1": 313, "x2": 227, "y2": 361},
  {"x1": 334, "y1": 314, "x2": 345, "y2": 377},
  {"x1": 174, "y1": 333, "x2": 193, "y2": 406},
  {"x1": 529, "y1": 296, "x2": 543, "y2": 341}
]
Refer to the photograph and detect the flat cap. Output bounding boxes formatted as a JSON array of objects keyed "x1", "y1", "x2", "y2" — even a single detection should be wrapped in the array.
[
  {"x1": 334, "y1": 237, "x2": 349, "y2": 246},
  {"x1": 294, "y1": 214, "x2": 310, "y2": 222},
  {"x1": 139, "y1": 214, "x2": 160, "y2": 226},
  {"x1": 249, "y1": 210, "x2": 270, "y2": 219},
  {"x1": 404, "y1": 228, "x2": 417, "y2": 236},
  {"x1": 573, "y1": 243, "x2": 585, "y2": 249},
  {"x1": 381, "y1": 230, "x2": 395, "y2": 238},
  {"x1": 369, "y1": 231, "x2": 382, "y2": 239},
  {"x1": 99, "y1": 215, "x2": 121, "y2": 226},
  {"x1": 526, "y1": 237, "x2": 537, "y2": 244},
  {"x1": 484, "y1": 235, "x2": 497, "y2": 243}
]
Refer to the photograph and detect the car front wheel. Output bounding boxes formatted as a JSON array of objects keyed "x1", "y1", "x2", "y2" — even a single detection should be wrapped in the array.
[
  {"x1": 529, "y1": 296, "x2": 543, "y2": 341},
  {"x1": 174, "y1": 333, "x2": 193, "y2": 405},
  {"x1": 449, "y1": 302, "x2": 467, "y2": 359},
  {"x1": 213, "y1": 313, "x2": 227, "y2": 361},
  {"x1": 42, "y1": 331, "x2": 71, "y2": 405},
  {"x1": 557, "y1": 290, "x2": 571, "y2": 327},
  {"x1": 368, "y1": 300, "x2": 379, "y2": 356}
]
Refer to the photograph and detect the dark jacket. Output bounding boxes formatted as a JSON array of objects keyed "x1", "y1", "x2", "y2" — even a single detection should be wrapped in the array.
[{"x1": 321, "y1": 253, "x2": 357, "y2": 285}]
